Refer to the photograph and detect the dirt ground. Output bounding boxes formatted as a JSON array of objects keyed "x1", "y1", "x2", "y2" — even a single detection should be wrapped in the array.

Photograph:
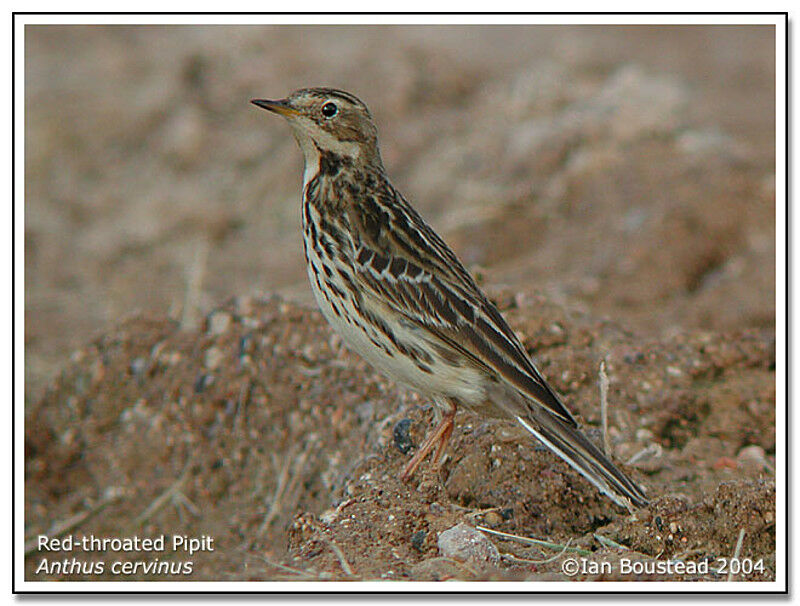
[{"x1": 24, "y1": 25, "x2": 777, "y2": 584}]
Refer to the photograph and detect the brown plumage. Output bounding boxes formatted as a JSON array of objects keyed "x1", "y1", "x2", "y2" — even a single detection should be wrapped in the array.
[{"x1": 252, "y1": 87, "x2": 648, "y2": 509}]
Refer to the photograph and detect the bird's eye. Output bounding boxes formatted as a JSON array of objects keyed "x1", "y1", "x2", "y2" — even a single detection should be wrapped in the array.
[{"x1": 321, "y1": 102, "x2": 338, "y2": 118}]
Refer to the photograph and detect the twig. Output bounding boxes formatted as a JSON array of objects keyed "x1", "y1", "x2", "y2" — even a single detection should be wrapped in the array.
[
  {"x1": 594, "y1": 533, "x2": 630, "y2": 551},
  {"x1": 599, "y1": 359, "x2": 610, "y2": 456},
  {"x1": 253, "y1": 554, "x2": 316, "y2": 579},
  {"x1": 501, "y1": 538, "x2": 575, "y2": 565},
  {"x1": 727, "y1": 529, "x2": 746, "y2": 582},
  {"x1": 672, "y1": 548, "x2": 704, "y2": 561},
  {"x1": 260, "y1": 438, "x2": 316, "y2": 534},
  {"x1": 172, "y1": 490, "x2": 200, "y2": 521},
  {"x1": 234, "y1": 380, "x2": 251, "y2": 431},
  {"x1": 475, "y1": 526, "x2": 592, "y2": 556},
  {"x1": 282, "y1": 440, "x2": 315, "y2": 511},
  {"x1": 260, "y1": 445, "x2": 296, "y2": 533},
  {"x1": 24, "y1": 488, "x2": 124, "y2": 555},
  {"x1": 135, "y1": 460, "x2": 193, "y2": 525},
  {"x1": 320, "y1": 535, "x2": 355, "y2": 577},
  {"x1": 626, "y1": 443, "x2": 662, "y2": 465}
]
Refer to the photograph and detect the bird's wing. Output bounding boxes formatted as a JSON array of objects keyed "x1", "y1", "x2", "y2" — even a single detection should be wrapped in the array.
[{"x1": 347, "y1": 192, "x2": 577, "y2": 427}]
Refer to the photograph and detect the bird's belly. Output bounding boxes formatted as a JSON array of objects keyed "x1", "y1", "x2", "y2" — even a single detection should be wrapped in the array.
[{"x1": 305, "y1": 258, "x2": 485, "y2": 404}]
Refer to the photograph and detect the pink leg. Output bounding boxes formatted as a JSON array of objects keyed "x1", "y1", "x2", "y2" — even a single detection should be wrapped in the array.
[{"x1": 400, "y1": 400, "x2": 457, "y2": 481}]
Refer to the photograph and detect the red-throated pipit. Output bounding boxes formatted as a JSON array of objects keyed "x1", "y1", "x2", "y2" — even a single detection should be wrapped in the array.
[{"x1": 252, "y1": 88, "x2": 647, "y2": 509}]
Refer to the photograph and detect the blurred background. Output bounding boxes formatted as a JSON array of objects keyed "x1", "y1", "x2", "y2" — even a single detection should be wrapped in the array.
[{"x1": 25, "y1": 24, "x2": 776, "y2": 402}]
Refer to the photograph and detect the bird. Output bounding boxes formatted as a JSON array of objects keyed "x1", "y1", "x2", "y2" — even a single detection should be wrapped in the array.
[{"x1": 251, "y1": 87, "x2": 648, "y2": 510}]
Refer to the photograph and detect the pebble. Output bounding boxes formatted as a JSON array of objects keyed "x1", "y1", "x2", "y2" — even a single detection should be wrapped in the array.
[
  {"x1": 737, "y1": 445, "x2": 769, "y2": 473},
  {"x1": 437, "y1": 523, "x2": 499, "y2": 568},
  {"x1": 207, "y1": 311, "x2": 232, "y2": 335},
  {"x1": 393, "y1": 419, "x2": 414, "y2": 454},
  {"x1": 319, "y1": 509, "x2": 337, "y2": 525},
  {"x1": 482, "y1": 511, "x2": 503, "y2": 527},
  {"x1": 411, "y1": 530, "x2": 427, "y2": 552},
  {"x1": 129, "y1": 357, "x2": 147, "y2": 376},
  {"x1": 204, "y1": 346, "x2": 225, "y2": 370}
]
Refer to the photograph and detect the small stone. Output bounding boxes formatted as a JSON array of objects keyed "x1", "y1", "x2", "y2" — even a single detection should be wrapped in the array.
[
  {"x1": 393, "y1": 419, "x2": 414, "y2": 454},
  {"x1": 669, "y1": 521, "x2": 678, "y2": 534},
  {"x1": 482, "y1": 510, "x2": 503, "y2": 527},
  {"x1": 437, "y1": 523, "x2": 499, "y2": 568},
  {"x1": 319, "y1": 509, "x2": 337, "y2": 525},
  {"x1": 207, "y1": 311, "x2": 232, "y2": 335},
  {"x1": 204, "y1": 346, "x2": 225, "y2": 370},
  {"x1": 737, "y1": 445, "x2": 769, "y2": 473},
  {"x1": 411, "y1": 530, "x2": 427, "y2": 552},
  {"x1": 129, "y1": 357, "x2": 147, "y2": 376}
]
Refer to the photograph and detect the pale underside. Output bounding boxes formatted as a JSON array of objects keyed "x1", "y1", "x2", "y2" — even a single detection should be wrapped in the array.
[{"x1": 304, "y1": 205, "x2": 489, "y2": 409}]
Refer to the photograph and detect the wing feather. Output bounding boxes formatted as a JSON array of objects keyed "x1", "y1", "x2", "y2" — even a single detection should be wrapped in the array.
[{"x1": 348, "y1": 192, "x2": 576, "y2": 426}]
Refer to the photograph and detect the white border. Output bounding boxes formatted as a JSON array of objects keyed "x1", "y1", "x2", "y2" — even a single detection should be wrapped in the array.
[{"x1": 13, "y1": 12, "x2": 787, "y2": 594}]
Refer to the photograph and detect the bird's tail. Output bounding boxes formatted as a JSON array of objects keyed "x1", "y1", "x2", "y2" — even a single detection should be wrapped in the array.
[{"x1": 516, "y1": 408, "x2": 648, "y2": 510}]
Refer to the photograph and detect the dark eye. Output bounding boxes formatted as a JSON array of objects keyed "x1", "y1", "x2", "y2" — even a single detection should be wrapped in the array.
[{"x1": 321, "y1": 102, "x2": 338, "y2": 118}]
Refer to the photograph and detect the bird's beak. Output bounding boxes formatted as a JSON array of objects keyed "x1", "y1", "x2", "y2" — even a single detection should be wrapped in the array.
[{"x1": 251, "y1": 98, "x2": 300, "y2": 117}]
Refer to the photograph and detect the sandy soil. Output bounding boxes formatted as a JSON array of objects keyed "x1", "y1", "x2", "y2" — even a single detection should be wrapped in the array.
[{"x1": 24, "y1": 25, "x2": 777, "y2": 583}]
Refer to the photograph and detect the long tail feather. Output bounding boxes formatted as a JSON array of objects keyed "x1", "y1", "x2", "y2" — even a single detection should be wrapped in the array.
[{"x1": 516, "y1": 410, "x2": 648, "y2": 510}]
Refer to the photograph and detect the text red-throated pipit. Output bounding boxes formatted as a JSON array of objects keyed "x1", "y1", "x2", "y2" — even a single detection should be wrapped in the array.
[{"x1": 252, "y1": 88, "x2": 647, "y2": 509}]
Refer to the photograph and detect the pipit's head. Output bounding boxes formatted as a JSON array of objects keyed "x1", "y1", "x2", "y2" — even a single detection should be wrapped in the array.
[{"x1": 252, "y1": 87, "x2": 383, "y2": 170}]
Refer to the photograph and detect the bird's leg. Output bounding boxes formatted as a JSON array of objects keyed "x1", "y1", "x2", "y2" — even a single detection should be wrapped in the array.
[{"x1": 400, "y1": 400, "x2": 457, "y2": 481}]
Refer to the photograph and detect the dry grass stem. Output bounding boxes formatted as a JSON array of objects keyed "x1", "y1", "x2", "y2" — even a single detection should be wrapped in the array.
[
  {"x1": 260, "y1": 444, "x2": 296, "y2": 533},
  {"x1": 476, "y1": 525, "x2": 592, "y2": 557},
  {"x1": 502, "y1": 538, "x2": 575, "y2": 565},
  {"x1": 599, "y1": 359, "x2": 610, "y2": 456},
  {"x1": 135, "y1": 460, "x2": 193, "y2": 525},
  {"x1": 594, "y1": 533, "x2": 630, "y2": 551},
  {"x1": 24, "y1": 487, "x2": 124, "y2": 555},
  {"x1": 726, "y1": 528, "x2": 746, "y2": 581},
  {"x1": 321, "y1": 535, "x2": 355, "y2": 577}
]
